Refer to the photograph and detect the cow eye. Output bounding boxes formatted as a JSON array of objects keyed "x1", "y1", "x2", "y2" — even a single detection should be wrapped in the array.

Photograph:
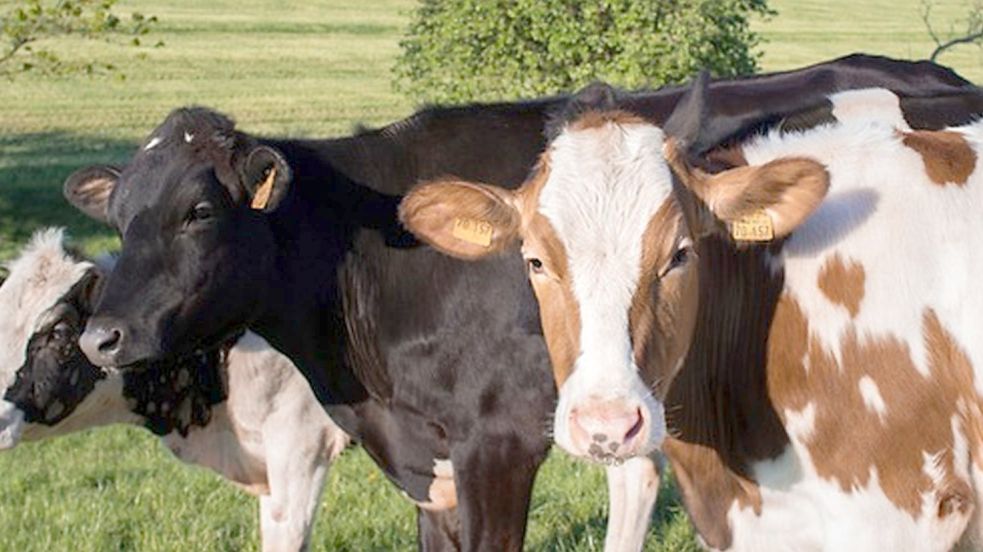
[
  {"x1": 188, "y1": 201, "x2": 214, "y2": 222},
  {"x1": 670, "y1": 247, "x2": 690, "y2": 268},
  {"x1": 661, "y1": 245, "x2": 692, "y2": 278},
  {"x1": 50, "y1": 321, "x2": 73, "y2": 343},
  {"x1": 527, "y1": 258, "x2": 544, "y2": 275}
]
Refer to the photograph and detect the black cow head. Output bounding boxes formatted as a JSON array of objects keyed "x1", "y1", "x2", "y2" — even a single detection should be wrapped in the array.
[{"x1": 65, "y1": 108, "x2": 291, "y2": 367}]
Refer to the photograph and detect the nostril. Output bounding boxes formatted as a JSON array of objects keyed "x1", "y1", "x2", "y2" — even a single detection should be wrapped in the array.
[
  {"x1": 80, "y1": 325, "x2": 126, "y2": 365},
  {"x1": 98, "y1": 329, "x2": 122, "y2": 353},
  {"x1": 623, "y1": 407, "x2": 644, "y2": 442}
]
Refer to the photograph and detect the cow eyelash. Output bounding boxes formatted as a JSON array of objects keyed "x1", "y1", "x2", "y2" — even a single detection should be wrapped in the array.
[
  {"x1": 659, "y1": 244, "x2": 692, "y2": 278},
  {"x1": 188, "y1": 201, "x2": 214, "y2": 222}
]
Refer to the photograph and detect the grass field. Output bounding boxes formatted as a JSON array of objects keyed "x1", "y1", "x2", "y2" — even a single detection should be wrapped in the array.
[{"x1": 0, "y1": 1, "x2": 980, "y2": 550}]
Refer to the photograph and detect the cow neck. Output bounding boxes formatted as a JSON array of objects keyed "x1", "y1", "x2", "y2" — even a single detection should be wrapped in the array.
[
  {"x1": 662, "y1": 235, "x2": 790, "y2": 549},
  {"x1": 247, "y1": 137, "x2": 408, "y2": 430}
]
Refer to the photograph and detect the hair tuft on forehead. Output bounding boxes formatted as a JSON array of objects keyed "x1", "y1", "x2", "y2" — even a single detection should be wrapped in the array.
[
  {"x1": 143, "y1": 106, "x2": 243, "y2": 159},
  {"x1": 546, "y1": 81, "x2": 627, "y2": 141}
]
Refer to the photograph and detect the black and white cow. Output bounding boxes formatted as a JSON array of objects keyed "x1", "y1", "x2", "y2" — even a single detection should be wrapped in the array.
[
  {"x1": 64, "y1": 55, "x2": 977, "y2": 550},
  {"x1": 0, "y1": 229, "x2": 348, "y2": 552}
]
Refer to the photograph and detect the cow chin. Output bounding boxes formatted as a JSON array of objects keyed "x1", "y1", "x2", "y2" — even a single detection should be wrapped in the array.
[
  {"x1": 552, "y1": 368, "x2": 666, "y2": 464},
  {"x1": 0, "y1": 400, "x2": 25, "y2": 450}
]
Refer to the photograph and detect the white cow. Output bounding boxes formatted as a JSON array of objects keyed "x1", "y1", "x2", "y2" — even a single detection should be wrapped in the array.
[{"x1": 0, "y1": 228, "x2": 349, "y2": 552}]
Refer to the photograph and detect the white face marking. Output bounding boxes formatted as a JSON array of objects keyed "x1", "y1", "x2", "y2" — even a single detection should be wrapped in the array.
[
  {"x1": 144, "y1": 136, "x2": 162, "y2": 150},
  {"x1": 538, "y1": 120, "x2": 674, "y2": 457},
  {"x1": 858, "y1": 376, "x2": 887, "y2": 421},
  {"x1": 184, "y1": 131, "x2": 194, "y2": 143}
]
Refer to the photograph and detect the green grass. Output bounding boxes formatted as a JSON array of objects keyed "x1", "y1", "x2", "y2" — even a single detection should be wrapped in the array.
[{"x1": 0, "y1": 0, "x2": 980, "y2": 550}]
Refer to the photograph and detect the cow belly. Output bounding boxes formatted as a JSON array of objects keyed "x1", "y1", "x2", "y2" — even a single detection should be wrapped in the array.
[{"x1": 722, "y1": 446, "x2": 974, "y2": 552}]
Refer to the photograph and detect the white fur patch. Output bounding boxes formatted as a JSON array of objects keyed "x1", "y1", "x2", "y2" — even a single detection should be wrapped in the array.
[
  {"x1": 144, "y1": 136, "x2": 162, "y2": 150},
  {"x1": 829, "y1": 88, "x2": 910, "y2": 130},
  {"x1": 540, "y1": 120, "x2": 673, "y2": 456},
  {"x1": 184, "y1": 131, "x2": 194, "y2": 143},
  {"x1": 0, "y1": 400, "x2": 24, "y2": 449},
  {"x1": 858, "y1": 376, "x2": 887, "y2": 421}
]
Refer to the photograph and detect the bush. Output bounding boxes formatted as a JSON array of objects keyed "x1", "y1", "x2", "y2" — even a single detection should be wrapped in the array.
[{"x1": 394, "y1": 0, "x2": 774, "y2": 104}]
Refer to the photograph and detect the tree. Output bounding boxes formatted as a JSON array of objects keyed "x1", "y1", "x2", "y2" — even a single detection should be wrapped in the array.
[
  {"x1": 394, "y1": 0, "x2": 774, "y2": 104},
  {"x1": 0, "y1": 0, "x2": 159, "y2": 78},
  {"x1": 922, "y1": 0, "x2": 983, "y2": 62}
]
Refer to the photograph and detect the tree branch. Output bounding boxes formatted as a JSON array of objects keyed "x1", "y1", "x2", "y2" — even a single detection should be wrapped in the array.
[{"x1": 931, "y1": 29, "x2": 983, "y2": 61}]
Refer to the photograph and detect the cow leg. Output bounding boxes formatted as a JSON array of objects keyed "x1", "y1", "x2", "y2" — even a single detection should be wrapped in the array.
[
  {"x1": 417, "y1": 507, "x2": 461, "y2": 551},
  {"x1": 451, "y1": 434, "x2": 544, "y2": 552},
  {"x1": 603, "y1": 453, "x2": 662, "y2": 552},
  {"x1": 258, "y1": 417, "x2": 343, "y2": 552}
]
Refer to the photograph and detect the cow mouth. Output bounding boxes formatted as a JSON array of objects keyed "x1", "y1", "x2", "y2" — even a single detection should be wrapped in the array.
[{"x1": 119, "y1": 329, "x2": 243, "y2": 374}]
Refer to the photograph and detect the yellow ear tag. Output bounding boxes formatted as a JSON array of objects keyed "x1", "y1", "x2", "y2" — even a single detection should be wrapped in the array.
[
  {"x1": 730, "y1": 210, "x2": 774, "y2": 242},
  {"x1": 250, "y1": 167, "x2": 276, "y2": 210},
  {"x1": 451, "y1": 217, "x2": 494, "y2": 247}
]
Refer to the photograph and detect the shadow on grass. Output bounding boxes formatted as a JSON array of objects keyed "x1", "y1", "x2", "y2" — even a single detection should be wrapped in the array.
[{"x1": 0, "y1": 131, "x2": 139, "y2": 259}]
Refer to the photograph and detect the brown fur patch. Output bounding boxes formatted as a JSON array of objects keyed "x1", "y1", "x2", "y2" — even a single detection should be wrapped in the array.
[
  {"x1": 524, "y1": 213, "x2": 580, "y2": 387},
  {"x1": 769, "y1": 296, "x2": 978, "y2": 518},
  {"x1": 817, "y1": 254, "x2": 866, "y2": 317},
  {"x1": 704, "y1": 143, "x2": 749, "y2": 170},
  {"x1": 901, "y1": 130, "x2": 976, "y2": 186},
  {"x1": 630, "y1": 200, "x2": 696, "y2": 397},
  {"x1": 567, "y1": 110, "x2": 648, "y2": 133}
]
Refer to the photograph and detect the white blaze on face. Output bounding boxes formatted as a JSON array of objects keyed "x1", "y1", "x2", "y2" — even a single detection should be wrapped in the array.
[{"x1": 539, "y1": 120, "x2": 674, "y2": 459}]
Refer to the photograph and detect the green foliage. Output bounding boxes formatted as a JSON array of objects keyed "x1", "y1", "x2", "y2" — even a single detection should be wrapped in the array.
[
  {"x1": 0, "y1": 0, "x2": 160, "y2": 78},
  {"x1": 394, "y1": 0, "x2": 775, "y2": 103}
]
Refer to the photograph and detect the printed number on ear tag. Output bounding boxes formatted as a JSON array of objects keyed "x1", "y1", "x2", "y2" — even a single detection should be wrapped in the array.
[
  {"x1": 730, "y1": 210, "x2": 774, "y2": 242},
  {"x1": 251, "y1": 167, "x2": 277, "y2": 210},
  {"x1": 452, "y1": 217, "x2": 494, "y2": 247}
]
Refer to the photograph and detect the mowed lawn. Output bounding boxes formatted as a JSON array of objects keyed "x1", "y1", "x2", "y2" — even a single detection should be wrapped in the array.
[{"x1": 0, "y1": 0, "x2": 980, "y2": 550}]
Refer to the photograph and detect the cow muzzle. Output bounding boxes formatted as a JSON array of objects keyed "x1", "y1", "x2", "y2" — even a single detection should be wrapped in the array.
[
  {"x1": 79, "y1": 319, "x2": 127, "y2": 367},
  {"x1": 571, "y1": 398, "x2": 647, "y2": 463}
]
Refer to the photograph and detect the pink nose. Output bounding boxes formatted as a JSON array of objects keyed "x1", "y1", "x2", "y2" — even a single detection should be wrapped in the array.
[{"x1": 569, "y1": 399, "x2": 646, "y2": 463}]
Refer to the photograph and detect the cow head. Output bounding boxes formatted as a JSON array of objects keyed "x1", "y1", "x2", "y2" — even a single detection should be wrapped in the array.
[
  {"x1": 0, "y1": 229, "x2": 107, "y2": 449},
  {"x1": 400, "y1": 77, "x2": 830, "y2": 462},
  {"x1": 64, "y1": 108, "x2": 290, "y2": 367}
]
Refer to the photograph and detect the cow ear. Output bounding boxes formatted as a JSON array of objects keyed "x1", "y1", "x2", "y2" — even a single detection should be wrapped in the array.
[
  {"x1": 664, "y1": 70, "x2": 711, "y2": 154},
  {"x1": 63, "y1": 166, "x2": 120, "y2": 223},
  {"x1": 705, "y1": 157, "x2": 829, "y2": 239},
  {"x1": 240, "y1": 146, "x2": 291, "y2": 213},
  {"x1": 400, "y1": 180, "x2": 520, "y2": 260},
  {"x1": 667, "y1": 139, "x2": 829, "y2": 241}
]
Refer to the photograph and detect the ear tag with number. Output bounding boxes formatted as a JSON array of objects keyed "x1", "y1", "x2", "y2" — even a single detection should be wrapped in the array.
[
  {"x1": 730, "y1": 210, "x2": 774, "y2": 242},
  {"x1": 250, "y1": 167, "x2": 276, "y2": 210},
  {"x1": 452, "y1": 217, "x2": 494, "y2": 247}
]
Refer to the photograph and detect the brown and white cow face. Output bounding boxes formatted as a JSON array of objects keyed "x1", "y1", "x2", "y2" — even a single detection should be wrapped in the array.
[
  {"x1": 401, "y1": 85, "x2": 830, "y2": 463},
  {"x1": 404, "y1": 112, "x2": 685, "y2": 461}
]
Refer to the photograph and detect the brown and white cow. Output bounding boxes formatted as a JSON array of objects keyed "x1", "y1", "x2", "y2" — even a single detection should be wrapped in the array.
[
  {"x1": 0, "y1": 229, "x2": 349, "y2": 552},
  {"x1": 402, "y1": 78, "x2": 983, "y2": 550}
]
